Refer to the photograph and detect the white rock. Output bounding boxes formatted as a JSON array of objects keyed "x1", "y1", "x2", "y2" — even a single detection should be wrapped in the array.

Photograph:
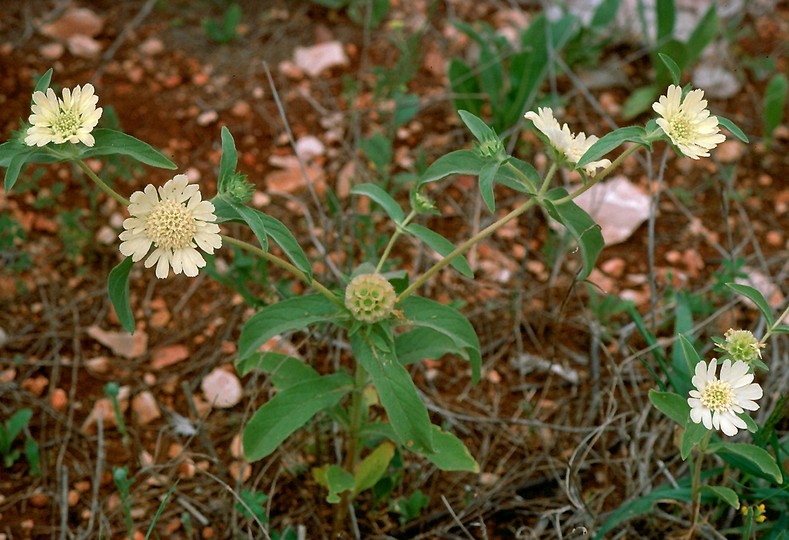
[
  {"x1": 293, "y1": 41, "x2": 349, "y2": 77},
  {"x1": 692, "y1": 65, "x2": 741, "y2": 99},
  {"x1": 295, "y1": 135, "x2": 325, "y2": 161},
  {"x1": 201, "y1": 367, "x2": 243, "y2": 408},
  {"x1": 196, "y1": 110, "x2": 218, "y2": 126},
  {"x1": 570, "y1": 175, "x2": 651, "y2": 245},
  {"x1": 66, "y1": 35, "x2": 102, "y2": 58}
]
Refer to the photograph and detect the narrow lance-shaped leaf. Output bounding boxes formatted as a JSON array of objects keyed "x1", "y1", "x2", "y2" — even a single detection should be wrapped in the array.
[
  {"x1": 419, "y1": 426, "x2": 479, "y2": 472},
  {"x1": 351, "y1": 183, "x2": 404, "y2": 223},
  {"x1": 726, "y1": 283, "x2": 775, "y2": 325},
  {"x1": 350, "y1": 332, "x2": 434, "y2": 453},
  {"x1": 478, "y1": 160, "x2": 500, "y2": 213},
  {"x1": 212, "y1": 197, "x2": 269, "y2": 251},
  {"x1": 218, "y1": 126, "x2": 238, "y2": 191},
  {"x1": 243, "y1": 372, "x2": 353, "y2": 461},
  {"x1": 648, "y1": 389, "x2": 689, "y2": 427},
  {"x1": 457, "y1": 110, "x2": 497, "y2": 144},
  {"x1": 680, "y1": 420, "x2": 708, "y2": 460},
  {"x1": 658, "y1": 53, "x2": 682, "y2": 86},
  {"x1": 677, "y1": 334, "x2": 701, "y2": 386},
  {"x1": 108, "y1": 257, "x2": 135, "y2": 334},
  {"x1": 707, "y1": 442, "x2": 782, "y2": 484},
  {"x1": 404, "y1": 224, "x2": 473, "y2": 278},
  {"x1": 577, "y1": 126, "x2": 648, "y2": 168},
  {"x1": 257, "y1": 213, "x2": 313, "y2": 280},
  {"x1": 33, "y1": 68, "x2": 54, "y2": 94},
  {"x1": 717, "y1": 116, "x2": 749, "y2": 143},
  {"x1": 81, "y1": 129, "x2": 177, "y2": 169},
  {"x1": 418, "y1": 149, "x2": 486, "y2": 188},
  {"x1": 543, "y1": 187, "x2": 605, "y2": 281},
  {"x1": 700, "y1": 485, "x2": 739, "y2": 509},
  {"x1": 763, "y1": 74, "x2": 788, "y2": 141},
  {"x1": 399, "y1": 296, "x2": 481, "y2": 383},
  {"x1": 237, "y1": 294, "x2": 342, "y2": 360},
  {"x1": 353, "y1": 442, "x2": 395, "y2": 496}
]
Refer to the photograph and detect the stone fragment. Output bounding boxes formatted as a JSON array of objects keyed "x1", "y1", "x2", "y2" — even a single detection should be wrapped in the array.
[
  {"x1": 87, "y1": 326, "x2": 147, "y2": 359},
  {"x1": 150, "y1": 344, "x2": 189, "y2": 370},
  {"x1": 201, "y1": 367, "x2": 243, "y2": 408},
  {"x1": 570, "y1": 175, "x2": 651, "y2": 245},
  {"x1": 293, "y1": 41, "x2": 349, "y2": 77},
  {"x1": 40, "y1": 7, "x2": 104, "y2": 39},
  {"x1": 132, "y1": 391, "x2": 161, "y2": 425}
]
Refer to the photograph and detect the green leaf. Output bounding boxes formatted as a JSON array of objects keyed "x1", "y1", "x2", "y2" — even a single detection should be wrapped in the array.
[
  {"x1": 763, "y1": 73, "x2": 787, "y2": 141},
  {"x1": 360, "y1": 132, "x2": 392, "y2": 172},
  {"x1": 677, "y1": 334, "x2": 701, "y2": 381},
  {"x1": 740, "y1": 411, "x2": 759, "y2": 433},
  {"x1": 594, "y1": 484, "x2": 691, "y2": 539},
  {"x1": 399, "y1": 296, "x2": 481, "y2": 383},
  {"x1": 685, "y1": 5, "x2": 718, "y2": 66},
  {"x1": 395, "y1": 327, "x2": 463, "y2": 365},
  {"x1": 418, "y1": 149, "x2": 485, "y2": 188},
  {"x1": 237, "y1": 294, "x2": 342, "y2": 361},
  {"x1": 403, "y1": 224, "x2": 473, "y2": 278},
  {"x1": 577, "y1": 126, "x2": 648, "y2": 168},
  {"x1": 658, "y1": 53, "x2": 682, "y2": 86},
  {"x1": 680, "y1": 420, "x2": 708, "y2": 460},
  {"x1": 257, "y1": 213, "x2": 312, "y2": 279},
  {"x1": 5, "y1": 409, "x2": 33, "y2": 446},
  {"x1": 4, "y1": 148, "x2": 35, "y2": 193},
  {"x1": 218, "y1": 126, "x2": 238, "y2": 192},
  {"x1": 700, "y1": 485, "x2": 739, "y2": 509},
  {"x1": 497, "y1": 157, "x2": 539, "y2": 193},
  {"x1": 81, "y1": 129, "x2": 177, "y2": 169},
  {"x1": 590, "y1": 0, "x2": 621, "y2": 28},
  {"x1": 23, "y1": 437, "x2": 40, "y2": 477},
  {"x1": 543, "y1": 188, "x2": 605, "y2": 281},
  {"x1": 419, "y1": 426, "x2": 479, "y2": 472},
  {"x1": 717, "y1": 116, "x2": 749, "y2": 143},
  {"x1": 236, "y1": 352, "x2": 320, "y2": 388},
  {"x1": 350, "y1": 332, "x2": 434, "y2": 453},
  {"x1": 212, "y1": 197, "x2": 269, "y2": 251},
  {"x1": 708, "y1": 442, "x2": 782, "y2": 484},
  {"x1": 458, "y1": 110, "x2": 497, "y2": 144},
  {"x1": 353, "y1": 442, "x2": 395, "y2": 496},
  {"x1": 393, "y1": 93, "x2": 420, "y2": 128},
  {"x1": 313, "y1": 465, "x2": 355, "y2": 504},
  {"x1": 656, "y1": 0, "x2": 675, "y2": 41},
  {"x1": 726, "y1": 283, "x2": 775, "y2": 325},
  {"x1": 478, "y1": 160, "x2": 500, "y2": 213},
  {"x1": 351, "y1": 183, "x2": 405, "y2": 223},
  {"x1": 621, "y1": 84, "x2": 661, "y2": 120},
  {"x1": 243, "y1": 372, "x2": 353, "y2": 461},
  {"x1": 447, "y1": 59, "x2": 482, "y2": 117},
  {"x1": 648, "y1": 389, "x2": 689, "y2": 426},
  {"x1": 33, "y1": 68, "x2": 54, "y2": 94},
  {"x1": 108, "y1": 257, "x2": 135, "y2": 334}
]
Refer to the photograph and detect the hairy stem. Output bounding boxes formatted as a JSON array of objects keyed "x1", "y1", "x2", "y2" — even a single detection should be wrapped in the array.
[
  {"x1": 75, "y1": 159, "x2": 130, "y2": 206},
  {"x1": 221, "y1": 235, "x2": 342, "y2": 307}
]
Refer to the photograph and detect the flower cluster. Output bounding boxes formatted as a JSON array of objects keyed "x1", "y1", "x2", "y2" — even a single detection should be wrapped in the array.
[
  {"x1": 119, "y1": 175, "x2": 222, "y2": 279},
  {"x1": 25, "y1": 84, "x2": 103, "y2": 147},
  {"x1": 524, "y1": 107, "x2": 612, "y2": 176},
  {"x1": 687, "y1": 358, "x2": 762, "y2": 436},
  {"x1": 652, "y1": 84, "x2": 726, "y2": 160},
  {"x1": 345, "y1": 273, "x2": 396, "y2": 323},
  {"x1": 717, "y1": 328, "x2": 765, "y2": 365}
]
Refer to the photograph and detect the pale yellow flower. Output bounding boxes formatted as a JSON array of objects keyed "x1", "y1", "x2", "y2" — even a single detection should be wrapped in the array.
[
  {"x1": 25, "y1": 84, "x2": 103, "y2": 147},
  {"x1": 119, "y1": 175, "x2": 221, "y2": 279},
  {"x1": 524, "y1": 107, "x2": 611, "y2": 175},
  {"x1": 652, "y1": 85, "x2": 726, "y2": 159},
  {"x1": 687, "y1": 358, "x2": 762, "y2": 436}
]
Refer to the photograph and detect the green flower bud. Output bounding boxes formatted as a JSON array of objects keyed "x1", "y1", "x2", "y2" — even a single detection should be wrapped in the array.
[
  {"x1": 721, "y1": 328, "x2": 765, "y2": 364},
  {"x1": 475, "y1": 138, "x2": 506, "y2": 160},
  {"x1": 345, "y1": 273, "x2": 396, "y2": 323},
  {"x1": 221, "y1": 172, "x2": 255, "y2": 204}
]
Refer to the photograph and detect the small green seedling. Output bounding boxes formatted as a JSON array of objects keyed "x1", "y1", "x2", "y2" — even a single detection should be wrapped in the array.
[
  {"x1": 1, "y1": 408, "x2": 39, "y2": 475},
  {"x1": 203, "y1": 4, "x2": 242, "y2": 44}
]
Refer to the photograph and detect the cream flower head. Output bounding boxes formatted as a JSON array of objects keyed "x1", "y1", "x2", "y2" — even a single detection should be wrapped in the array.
[
  {"x1": 687, "y1": 358, "x2": 762, "y2": 436},
  {"x1": 524, "y1": 107, "x2": 611, "y2": 176},
  {"x1": 652, "y1": 85, "x2": 726, "y2": 160},
  {"x1": 25, "y1": 84, "x2": 103, "y2": 147},
  {"x1": 119, "y1": 175, "x2": 222, "y2": 279}
]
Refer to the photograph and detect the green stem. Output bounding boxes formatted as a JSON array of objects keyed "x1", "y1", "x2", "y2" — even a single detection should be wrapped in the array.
[
  {"x1": 503, "y1": 160, "x2": 538, "y2": 192},
  {"x1": 333, "y1": 361, "x2": 368, "y2": 535},
  {"x1": 397, "y1": 197, "x2": 539, "y2": 303},
  {"x1": 221, "y1": 235, "x2": 342, "y2": 308},
  {"x1": 537, "y1": 162, "x2": 558, "y2": 197},
  {"x1": 75, "y1": 159, "x2": 130, "y2": 206},
  {"x1": 761, "y1": 302, "x2": 789, "y2": 345},
  {"x1": 376, "y1": 209, "x2": 417, "y2": 274},
  {"x1": 551, "y1": 144, "x2": 641, "y2": 206},
  {"x1": 689, "y1": 432, "x2": 712, "y2": 536}
]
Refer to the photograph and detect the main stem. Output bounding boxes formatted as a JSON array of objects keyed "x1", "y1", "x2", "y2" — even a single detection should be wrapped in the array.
[
  {"x1": 221, "y1": 235, "x2": 342, "y2": 308},
  {"x1": 688, "y1": 433, "x2": 711, "y2": 538},
  {"x1": 376, "y1": 210, "x2": 417, "y2": 274},
  {"x1": 332, "y1": 362, "x2": 368, "y2": 536}
]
